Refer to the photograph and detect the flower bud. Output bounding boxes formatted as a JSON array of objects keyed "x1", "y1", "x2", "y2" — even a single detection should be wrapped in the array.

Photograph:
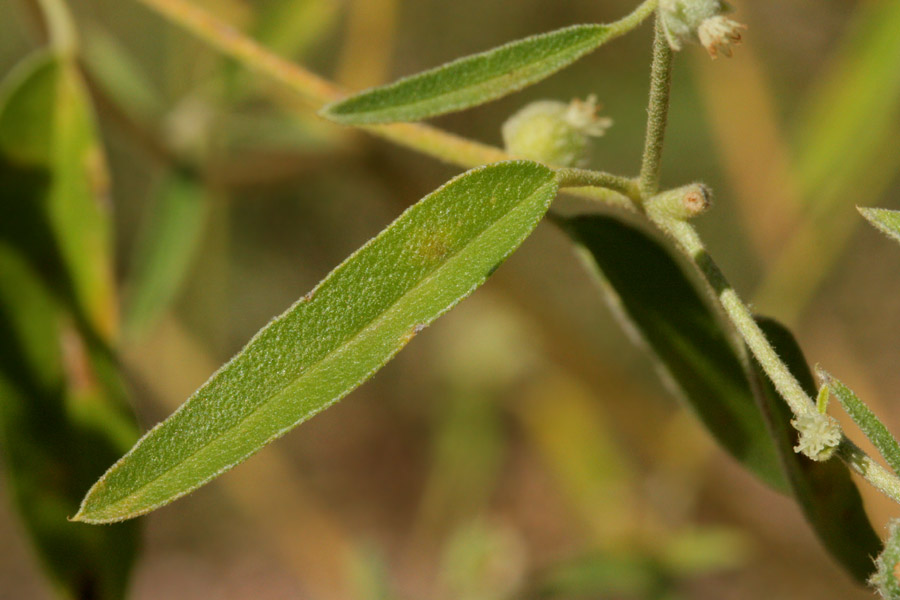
[
  {"x1": 660, "y1": 0, "x2": 747, "y2": 58},
  {"x1": 502, "y1": 96, "x2": 612, "y2": 167}
]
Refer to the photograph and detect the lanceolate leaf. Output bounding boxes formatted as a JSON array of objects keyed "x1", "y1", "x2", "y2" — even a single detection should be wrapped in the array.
[
  {"x1": 321, "y1": 24, "x2": 613, "y2": 125},
  {"x1": 860, "y1": 207, "x2": 900, "y2": 246},
  {"x1": 752, "y1": 318, "x2": 881, "y2": 584},
  {"x1": 819, "y1": 368, "x2": 900, "y2": 475},
  {"x1": 76, "y1": 161, "x2": 557, "y2": 523},
  {"x1": 560, "y1": 214, "x2": 787, "y2": 491}
]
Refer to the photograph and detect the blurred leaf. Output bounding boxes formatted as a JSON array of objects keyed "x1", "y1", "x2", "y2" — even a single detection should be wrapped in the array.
[
  {"x1": 82, "y1": 26, "x2": 165, "y2": 121},
  {"x1": 559, "y1": 214, "x2": 787, "y2": 491},
  {"x1": 793, "y1": 0, "x2": 900, "y2": 205},
  {"x1": 438, "y1": 519, "x2": 525, "y2": 600},
  {"x1": 76, "y1": 161, "x2": 558, "y2": 523},
  {"x1": 752, "y1": 317, "x2": 881, "y2": 584},
  {"x1": 859, "y1": 207, "x2": 900, "y2": 246},
  {"x1": 819, "y1": 368, "x2": 900, "y2": 475},
  {"x1": 0, "y1": 245, "x2": 139, "y2": 600},
  {"x1": 534, "y1": 551, "x2": 666, "y2": 599},
  {"x1": 124, "y1": 170, "x2": 209, "y2": 340},
  {"x1": 321, "y1": 24, "x2": 614, "y2": 124},
  {"x1": 0, "y1": 51, "x2": 117, "y2": 341},
  {"x1": 754, "y1": 0, "x2": 900, "y2": 320}
]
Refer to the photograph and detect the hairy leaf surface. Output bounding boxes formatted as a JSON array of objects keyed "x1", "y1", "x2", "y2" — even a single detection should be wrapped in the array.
[
  {"x1": 321, "y1": 24, "x2": 612, "y2": 124},
  {"x1": 77, "y1": 161, "x2": 557, "y2": 523},
  {"x1": 860, "y1": 207, "x2": 900, "y2": 246},
  {"x1": 820, "y1": 367, "x2": 900, "y2": 475},
  {"x1": 560, "y1": 214, "x2": 787, "y2": 491}
]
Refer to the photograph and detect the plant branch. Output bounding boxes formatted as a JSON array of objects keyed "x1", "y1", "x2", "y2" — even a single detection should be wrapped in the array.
[
  {"x1": 554, "y1": 168, "x2": 641, "y2": 200},
  {"x1": 638, "y1": 13, "x2": 673, "y2": 199},
  {"x1": 648, "y1": 211, "x2": 900, "y2": 503}
]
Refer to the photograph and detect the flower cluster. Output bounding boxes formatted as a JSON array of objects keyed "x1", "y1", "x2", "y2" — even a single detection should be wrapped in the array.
[{"x1": 659, "y1": 0, "x2": 747, "y2": 58}]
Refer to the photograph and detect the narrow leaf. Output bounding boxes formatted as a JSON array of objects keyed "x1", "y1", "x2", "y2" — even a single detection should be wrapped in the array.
[
  {"x1": 820, "y1": 367, "x2": 900, "y2": 475},
  {"x1": 560, "y1": 215, "x2": 787, "y2": 491},
  {"x1": 76, "y1": 160, "x2": 557, "y2": 523},
  {"x1": 860, "y1": 207, "x2": 900, "y2": 246},
  {"x1": 753, "y1": 318, "x2": 881, "y2": 584},
  {"x1": 321, "y1": 24, "x2": 612, "y2": 124},
  {"x1": 124, "y1": 170, "x2": 209, "y2": 340}
]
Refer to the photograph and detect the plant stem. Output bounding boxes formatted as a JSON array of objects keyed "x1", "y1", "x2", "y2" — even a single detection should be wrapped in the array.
[
  {"x1": 638, "y1": 13, "x2": 674, "y2": 199},
  {"x1": 648, "y1": 213, "x2": 816, "y2": 418},
  {"x1": 554, "y1": 168, "x2": 641, "y2": 200},
  {"x1": 838, "y1": 439, "x2": 900, "y2": 505}
]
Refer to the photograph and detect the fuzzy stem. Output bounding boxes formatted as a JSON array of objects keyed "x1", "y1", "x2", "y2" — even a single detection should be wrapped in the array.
[
  {"x1": 649, "y1": 214, "x2": 816, "y2": 418},
  {"x1": 554, "y1": 168, "x2": 641, "y2": 200},
  {"x1": 838, "y1": 439, "x2": 900, "y2": 505},
  {"x1": 638, "y1": 14, "x2": 674, "y2": 199}
]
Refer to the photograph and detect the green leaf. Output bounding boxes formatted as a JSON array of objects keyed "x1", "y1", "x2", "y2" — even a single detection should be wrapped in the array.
[
  {"x1": 0, "y1": 245, "x2": 139, "y2": 600},
  {"x1": 76, "y1": 160, "x2": 557, "y2": 523},
  {"x1": 321, "y1": 24, "x2": 613, "y2": 124},
  {"x1": 0, "y1": 51, "x2": 140, "y2": 597},
  {"x1": 124, "y1": 170, "x2": 209, "y2": 340},
  {"x1": 819, "y1": 367, "x2": 900, "y2": 475},
  {"x1": 752, "y1": 318, "x2": 881, "y2": 584},
  {"x1": 0, "y1": 51, "x2": 118, "y2": 341},
  {"x1": 559, "y1": 214, "x2": 787, "y2": 491},
  {"x1": 860, "y1": 207, "x2": 900, "y2": 246}
]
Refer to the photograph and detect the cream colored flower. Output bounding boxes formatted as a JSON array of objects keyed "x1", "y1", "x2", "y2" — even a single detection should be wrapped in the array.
[{"x1": 697, "y1": 15, "x2": 747, "y2": 59}]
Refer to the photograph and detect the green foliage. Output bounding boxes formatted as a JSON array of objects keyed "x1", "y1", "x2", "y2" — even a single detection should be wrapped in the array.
[
  {"x1": 0, "y1": 51, "x2": 117, "y2": 341},
  {"x1": 753, "y1": 319, "x2": 881, "y2": 584},
  {"x1": 321, "y1": 24, "x2": 615, "y2": 124},
  {"x1": 75, "y1": 161, "x2": 557, "y2": 523},
  {"x1": 0, "y1": 51, "x2": 139, "y2": 598},
  {"x1": 821, "y1": 369, "x2": 900, "y2": 475},
  {"x1": 123, "y1": 170, "x2": 209, "y2": 339},
  {"x1": 860, "y1": 207, "x2": 900, "y2": 246},
  {"x1": 559, "y1": 214, "x2": 787, "y2": 491},
  {"x1": 873, "y1": 520, "x2": 900, "y2": 599}
]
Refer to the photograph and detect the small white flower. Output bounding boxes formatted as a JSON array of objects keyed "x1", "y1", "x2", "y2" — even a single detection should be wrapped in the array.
[
  {"x1": 792, "y1": 412, "x2": 842, "y2": 462},
  {"x1": 659, "y1": 0, "x2": 746, "y2": 58},
  {"x1": 697, "y1": 16, "x2": 747, "y2": 59}
]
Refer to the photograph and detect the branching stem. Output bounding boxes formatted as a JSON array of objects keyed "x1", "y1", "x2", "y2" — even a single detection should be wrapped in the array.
[{"x1": 135, "y1": 0, "x2": 900, "y2": 506}]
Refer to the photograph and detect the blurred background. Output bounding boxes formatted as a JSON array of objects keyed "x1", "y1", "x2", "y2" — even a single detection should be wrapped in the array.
[{"x1": 1, "y1": 0, "x2": 900, "y2": 598}]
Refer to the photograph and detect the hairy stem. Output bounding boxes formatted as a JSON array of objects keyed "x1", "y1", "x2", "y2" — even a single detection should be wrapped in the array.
[
  {"x1": 648, "y1": 212, "x2": 900, "y2": 502},
  {"x1": 554, "y1": 168, "x2": 641, "y2": 201},
  {"x1": 638, "y1": 13, "x2": 674, "y2": 199}
]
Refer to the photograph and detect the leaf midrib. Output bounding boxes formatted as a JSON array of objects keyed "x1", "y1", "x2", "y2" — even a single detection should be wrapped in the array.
[{"x1": 88, "y1": 177, "x2": 554, "y2": 517}]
